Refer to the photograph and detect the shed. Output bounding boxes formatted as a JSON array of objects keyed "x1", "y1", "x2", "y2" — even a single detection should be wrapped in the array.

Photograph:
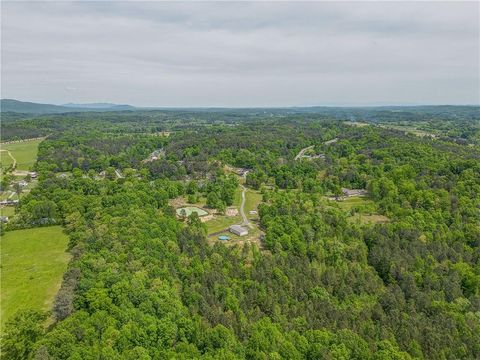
[{"x1": 229, "y1": 225, "x2": 248, "y2": 236}]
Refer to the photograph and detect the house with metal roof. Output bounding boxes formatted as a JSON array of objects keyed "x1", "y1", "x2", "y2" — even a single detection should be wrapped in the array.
[{"x1": 229, "y1": 225, "x2": 248, "y2": 236}]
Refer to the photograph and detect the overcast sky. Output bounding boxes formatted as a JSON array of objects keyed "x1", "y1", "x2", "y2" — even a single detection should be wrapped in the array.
[{"x1": 1, "y1": 1, "x2": 479, "y2": 107}]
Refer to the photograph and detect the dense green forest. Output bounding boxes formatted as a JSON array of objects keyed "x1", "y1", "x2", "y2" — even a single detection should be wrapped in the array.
[{"x1": 1, "y1": 107, "x2": 479, "y2": 359}]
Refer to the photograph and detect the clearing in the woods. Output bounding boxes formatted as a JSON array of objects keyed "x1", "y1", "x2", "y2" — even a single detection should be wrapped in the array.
[
  {"x1": 1, "y1": 226, "x2": 70, "y2": 329},
  {"x1": 0, "y1": 139, "x2": 43, "y2": 170}
]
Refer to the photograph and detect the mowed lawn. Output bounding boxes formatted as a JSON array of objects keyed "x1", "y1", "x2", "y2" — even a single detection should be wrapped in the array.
[
  {"x1": 1, "y1": 139, "x2": 43, "y2": 170},
  {"x1": 1, "y1": 226, "x2": 70, "y2": 329},
  {"x1": 244, "y1": 189, "x2": 262, "y2": 219}
]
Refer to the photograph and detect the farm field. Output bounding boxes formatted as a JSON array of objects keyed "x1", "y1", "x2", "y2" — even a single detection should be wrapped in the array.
[
  {"x1": 0, "y1": 150, "x2": 15, "y2": 168},
  {"x1": 1, "y1": 226, "x2": 70, "y2": 329},
  {"x1": 0, "y1": 139, "x2": 43, "y2": 170}
]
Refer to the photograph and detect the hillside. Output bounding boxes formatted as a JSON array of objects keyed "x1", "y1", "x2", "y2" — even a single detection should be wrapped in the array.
[{"x1": 0, "y1": 99, "x2": 136, "y2": 114}]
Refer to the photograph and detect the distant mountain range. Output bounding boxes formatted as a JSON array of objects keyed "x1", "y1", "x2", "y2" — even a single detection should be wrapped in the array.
[
  {"x1": 62, "y1": 102, "x2": 136, "y2": 110},
  {"x1": 2, "y1": 98, "x2": 478, "y2": 116},
  {"x1": 0, "y1": 99, "x2": 136, "y2": 114}
]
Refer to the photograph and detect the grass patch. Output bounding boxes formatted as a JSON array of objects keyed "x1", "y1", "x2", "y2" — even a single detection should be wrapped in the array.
[
  {"x1": 0, "y1": 151, "x2": 15, "y2": 168},
  {"x1": 1, "y1": 139, "x2": 43, "y2": 170},
  {"x1": 378, "y1": 124, "x2": 435, "y2": 138},
  {"x1": 244, "y1": 190, "x2": 262, "y2": 220},
  {"x1": 0, "y1": 207, "x2": 16, "y2": 217},
  {"x1": 335, "y1": 196, "x2": 375, "y2": 211},
  {"x1": 206, "y1": 215, "x2": 242, "y2": 233},
  {"x1": 1, "y1": 226, "x2": 70, "y2": 329},
  {"x1": 233, "y1": 187, "x2": 242, "y2": 207},
  {"x1": 176, "y1": 206, "x2": 208, "y2": 217},
  {"x1": 349, "y1": 213, "x2": 389, "y2": 225}
]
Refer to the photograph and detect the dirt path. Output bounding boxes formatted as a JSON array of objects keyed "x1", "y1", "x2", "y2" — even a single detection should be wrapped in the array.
[
  {"x1": 324, "y1": 137, "x2": 339, "y2": 145},
  {"x1": 115, "y1": 169, "x2": 124, "y2": 179},
  {"x1": 294, "y1": 138, "x2": 338, "y2": 161},
  {"x1": 0, "y1": 149, "x2": 17, "y2": 169},
  {"x1": 294, "y1": 145, "x2": 314, "y2": 160}
]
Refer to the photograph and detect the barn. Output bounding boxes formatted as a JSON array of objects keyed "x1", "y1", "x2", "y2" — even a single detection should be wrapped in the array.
[{"x1": 229, "y1": 225, "x2": 248, "y2": 236}]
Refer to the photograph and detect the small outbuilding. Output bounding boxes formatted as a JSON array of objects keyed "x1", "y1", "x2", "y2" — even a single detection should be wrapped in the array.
[{"x1": 229, "y1": 225, "x2": 248, "y2": 236}]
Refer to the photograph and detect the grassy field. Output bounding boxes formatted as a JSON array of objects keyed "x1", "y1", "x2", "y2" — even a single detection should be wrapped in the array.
[
  {"x1": 1, "y1": 139, "x2": 43, "y2": 170},
  {"x1": 0, "y1": 150, "x2": 15, "y2": 168},
  {"x1": 335, "y1": 196, "x2": 375, "y2": 211},
  {"x1": 0, "y1": 206, "x2": 16, "y2": 217},
  {"x1": 1, "y1": 226, "x2": 70, "y2": 329},
  {"x1": 205, "y1": 187, "x2": 243, "y2": 234},
  {"x1": 244, "y1": 189, "x2": 262, "y2": 220},
  {"x1": 176, "y1": 206, "x2": 209, "y2": 217},
  {"x1": 378, "y1": 124, "x2": 435, "y2": 138},
  {"x1": 206, "y1": 215, "x2": 242, "y2": 233},
  {"x1": 330, "y1": 196, "x2": 389, "y2": 225},
  {"x1": 349, "y1": 213, "x2": 389, "y2": 225}
]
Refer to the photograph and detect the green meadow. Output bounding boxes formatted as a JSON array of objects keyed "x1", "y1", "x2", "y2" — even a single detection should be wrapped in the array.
[
  {"x1": 1, "y1": 139, "x2": 43, "y2": 170},
  {"x1": 1, "y1": 226, "x2": 70, "y2": 329}
]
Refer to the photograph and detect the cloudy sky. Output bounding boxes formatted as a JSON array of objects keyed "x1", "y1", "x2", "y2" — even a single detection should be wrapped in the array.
[{"x1": 1, "y1": 1, "x2": 479, "y2": 107}]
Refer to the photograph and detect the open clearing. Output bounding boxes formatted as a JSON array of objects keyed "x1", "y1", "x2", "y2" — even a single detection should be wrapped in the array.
[
  {"x1": 176, "y1": 206, "x2": 208, "y2": 217},
  {"x1": 334, "y1": 196, "x2": 375, "y2": 211},
  {"x1": 349, "y1": 213, "x2": 389, "y2": 224},
  {"x1": 205, "y1": 187, "x2": 243, "y2": 233},
  {"x1": 0, "y1": 150, "x2": 16, "y2": 168},
  {"x1": 0, "y1": 139, "x2": 42, "y2": 170},
  {"x1": 244, "y1": 189, "x2": 262, "y2": 220},
  {"x1": 328, "y1": 196, "x2": 388, "y2": 225},
  {"x1": 1, "y1": 226, "x2": 70, "y2": 329}
]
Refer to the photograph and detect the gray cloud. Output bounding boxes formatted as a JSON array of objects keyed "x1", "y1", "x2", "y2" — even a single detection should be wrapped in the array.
[{"x1": 1, "y1": 1, "x2": 478, "y2": 106}]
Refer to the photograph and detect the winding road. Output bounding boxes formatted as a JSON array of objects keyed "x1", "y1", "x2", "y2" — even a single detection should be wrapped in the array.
[
  {"x1": 294, "y1": 145, "x2": 315, "y2": 160},
  {"x1": 295, "y1": 138, "x2": 338, "y2": 161}
]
